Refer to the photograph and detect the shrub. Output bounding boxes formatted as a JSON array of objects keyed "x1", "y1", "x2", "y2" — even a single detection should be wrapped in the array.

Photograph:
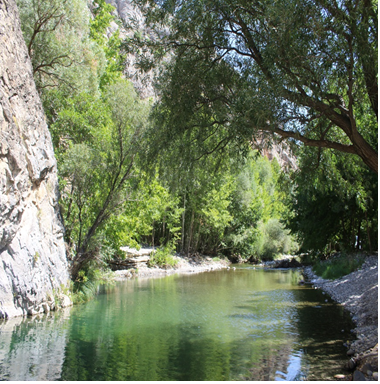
[
  {"x1": 148, "y1": 244, "x2": 178, "y2": 269},
  {"x1": 72, "y1": 267, "x2": 114, "y2": 304},
  {"x1": 312, "y1": 254, "x2": 365, "y2": 280},
  {"x1": 252, "y1": 219, "x2": 299, "y2": 260}
]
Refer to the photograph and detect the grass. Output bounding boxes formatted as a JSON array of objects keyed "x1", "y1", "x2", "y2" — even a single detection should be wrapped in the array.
[
  {"x1": 72, "y1": 268, "x2": 115, "y2": 304},
  {"x1": 312, "y1": 254, "x2": 365, "y2": 280}
]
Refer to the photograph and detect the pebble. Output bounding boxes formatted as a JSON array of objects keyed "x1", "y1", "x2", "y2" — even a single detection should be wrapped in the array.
[{"x1": 373, "y1": 372, "x2": 378, "y2": 380}]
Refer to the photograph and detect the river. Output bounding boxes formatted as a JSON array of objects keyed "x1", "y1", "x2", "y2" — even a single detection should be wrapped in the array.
[{"x1": 0, "y1": 266, "x2": 354, "y2": 380}]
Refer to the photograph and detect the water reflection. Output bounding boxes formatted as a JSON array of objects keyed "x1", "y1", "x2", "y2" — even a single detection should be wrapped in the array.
[
  {"x1": 0, "y1": 268, "x2": 354, "y2": 381},
  {"x1": 0, "y1": 308, "x2": 71, "y2": 380}
]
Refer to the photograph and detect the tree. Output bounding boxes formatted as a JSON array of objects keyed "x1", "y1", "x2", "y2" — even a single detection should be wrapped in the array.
[
  {"x1": 284, "y1": 147, "x2": 378, "y2": 253},
  {"x1": 57, "y1": 80, "x2": 149, "y2": 279},
  {"x1": 17, "y1": 0, "x2": 97, "y2": 91},
  {"x1": 89, "y1": 0, "x2": 125, "y2": 88},
  {"x1": 132, "y1": 0, "x2": 378, "y2": 172}
]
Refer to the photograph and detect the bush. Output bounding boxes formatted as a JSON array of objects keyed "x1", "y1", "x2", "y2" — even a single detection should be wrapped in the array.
[
  {"x1": 252, "y1": 219, "x2": 299, "y2": 260},
  {"x1": 148, "y1": 244, "x2": 178, "y2": 269},
  {"x1": 312, "y1": 254, "x2": 365, "y2": 280}
]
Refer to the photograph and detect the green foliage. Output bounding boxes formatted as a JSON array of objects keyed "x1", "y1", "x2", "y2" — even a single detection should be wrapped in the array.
[
  {"x1": 17, "y1": 0, "x2": 104, "y2": 93},
  {"x1": 312, "y1": 255, "x2": 365, "y2": 280},
  {"x1": 101, "y1": 174, "x2": 183, "y2": 256},
  {"x1": 251, "y1": 219, "x2": 298, "y2": 261},
  {"x1": 285, "y1": 147, "x2": 378, "y2": 254},
  {"x1": 148, "y1": 244, "x2": 178, "y2": 269},
  {"x1": 18, "y1": 0, "x2": 376, "y2": 289},
  {"x1": 223, "y1": 154, "x2": 297, "y2": 259},
  {"x1": 133, "y1": 0, "x2": 377, "y2": 172},
  {"x1": 89, "y1": 0, "x2": 115, "y2": 45},
  {"x1": 72, "y1": 267, "x2": 115, "y2": 304},
  {"x1": 90, "y1": 0, "x2": 125, "y2": 88},
  {"x1": 56, "y1": 79, "x2": 149, "y2": 279}
]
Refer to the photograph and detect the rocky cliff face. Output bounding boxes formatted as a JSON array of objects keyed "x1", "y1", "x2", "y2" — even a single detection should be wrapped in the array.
[
  {"x1": 105, "y1": 0, "x2": 156, "y2": 98},
  {"x1": 0, "y1": 0, "x2": 70, "y2": 318}
]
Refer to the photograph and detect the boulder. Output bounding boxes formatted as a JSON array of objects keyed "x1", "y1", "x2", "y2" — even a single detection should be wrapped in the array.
[{"x1": 274, "y1": 258, "x2": 302, "y2": 268}]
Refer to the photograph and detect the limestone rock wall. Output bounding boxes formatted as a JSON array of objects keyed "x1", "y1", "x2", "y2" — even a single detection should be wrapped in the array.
[
  {"x1": 0, "y1": 0, "x2": 70, "y2": 318},
  {"x1": 105, "y1": 0, "x2": 156, "y2": 99}
]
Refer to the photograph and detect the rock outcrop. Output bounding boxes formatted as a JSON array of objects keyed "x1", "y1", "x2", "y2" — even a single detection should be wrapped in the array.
[
  {"x1": 0, "y1": 0, "x2": 71, "y2": 318},
  {"x1": 105, "y1": 0, "x2": 157, "y2": 99}
]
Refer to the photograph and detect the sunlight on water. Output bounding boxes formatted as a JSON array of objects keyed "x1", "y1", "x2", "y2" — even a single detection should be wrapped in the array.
[{"x1": 0, "y1": 267, "x2": 354, "y2": 381}]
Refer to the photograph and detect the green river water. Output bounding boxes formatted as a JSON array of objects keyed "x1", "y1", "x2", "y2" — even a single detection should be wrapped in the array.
[{"x1": 0, "y1": 266, "x2": 354, "y2": 381}]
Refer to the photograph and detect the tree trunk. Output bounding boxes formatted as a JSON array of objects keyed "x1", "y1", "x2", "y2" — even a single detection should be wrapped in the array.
[
  {"x1": 187, "y1": 210, "x2": 195, "y2": 256},
  {"x1": 181, "y1": 194, "x2": 186, "y2": 253},
  {"x1": 365, "y1": 212, "x2": 372, "y2": 253},
  {"x1": 152, "y1": 220, "x2": 155, "y2": 248},
  {"x1": 351, "y1": 129, "x2": 378, "y2": 173}
]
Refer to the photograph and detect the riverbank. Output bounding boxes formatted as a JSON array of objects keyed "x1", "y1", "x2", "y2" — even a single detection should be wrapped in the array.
[
  {"x1": 113, "y1": 254, "x2": 231, "y2": 280},
  {"x1": 303, "y1": 255, "x2": 378, "y2": 381}
]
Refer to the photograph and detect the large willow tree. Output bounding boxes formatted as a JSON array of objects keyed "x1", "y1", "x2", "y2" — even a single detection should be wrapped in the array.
[{"x1": 131, "y1": 0, "x2": 378, "y2": 172}]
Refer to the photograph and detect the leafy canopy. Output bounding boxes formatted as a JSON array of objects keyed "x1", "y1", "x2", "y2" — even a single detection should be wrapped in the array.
[{"x1": 133, "y1": 0, "x2": 378, "y2": 172}]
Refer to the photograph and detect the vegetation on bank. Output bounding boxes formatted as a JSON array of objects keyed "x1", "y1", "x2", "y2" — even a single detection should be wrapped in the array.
[
  {"x1": 311, "y1": 254, "x2": 366, "y2": 280},
  {"x1": 16, "y1": 0, "x2": 378, "y2": 295}
]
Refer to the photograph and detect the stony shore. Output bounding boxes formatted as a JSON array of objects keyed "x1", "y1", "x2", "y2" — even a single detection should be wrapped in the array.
[
  {"x1": 113, "y1": 254, "x2": 230, "y2": 280},
  {"x1": 303, "y1": 255, "x2": 378, "y2": 381}
]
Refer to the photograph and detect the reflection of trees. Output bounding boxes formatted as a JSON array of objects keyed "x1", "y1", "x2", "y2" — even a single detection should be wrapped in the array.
[
  {"x1": 60, "y1": 271, "x2": 305, "y2": 380},
  {"x1": 0, "y1": 309, "x2": 71, "y2": 380},
  {"x1": 0, "y1": 269, "x2": 354, "y2": 380}
]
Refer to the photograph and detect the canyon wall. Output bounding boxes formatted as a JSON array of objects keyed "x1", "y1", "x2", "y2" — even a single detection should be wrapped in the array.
[{"x1": 0, "y1": 0, "x2": 71, "y2": 318}]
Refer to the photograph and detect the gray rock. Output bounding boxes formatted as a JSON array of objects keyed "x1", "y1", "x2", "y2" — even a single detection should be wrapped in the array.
[
  {"x1": 362, "y1": 364, "x2": 374, "y2": 373},
  {"x1": 0, "y1": 0, "x2": 70, "y2": 318},
  {"x1": 347, "y1": 358, "x2": 357, "y2": 370},
  {"x1": 353, "y1": 370, "x2": 366, "y2": 381},
  {"x1": 59, "y1": 294, "x2": 72, "y2": 308},
  {"x1": 372, "y1": 372, "x2": 378, "y2": 380}
]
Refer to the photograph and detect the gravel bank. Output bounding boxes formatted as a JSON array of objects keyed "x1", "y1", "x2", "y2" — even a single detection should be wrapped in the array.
[
  {"x1": 113, "y1": 254, "x2": 230, "y2": 280},
  {"x1": 303, "y1": 255, "x2": 378, "y2": 380}
]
